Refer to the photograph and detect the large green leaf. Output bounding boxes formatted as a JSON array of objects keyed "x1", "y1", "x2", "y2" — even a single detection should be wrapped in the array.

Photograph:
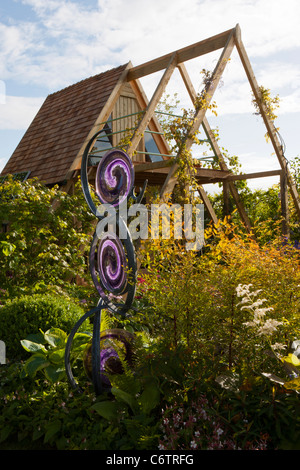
[
  {"x1": 48, "y1": 348, "x2": 65, "y2": 365},
  {"x1": 90, "y1": 400, "x2": 124, "y2": 420},
  {"x1": 0, "y1": 425, "x2": 13, "y2": 443},
  {"x1": 44, "y1": 420, "x2": 61, "y2": 444},
  {"x1": 24, "y1": 354, "x2": 50, "y2": 377},
  {"x1": 24, "y1": 331, "x2": 46, "y2": 344},
  {"x1": 138, "y1": 381, "x2": 160, "y2": 414},
  {"x1": 44, "y1": 364, "x2": 66, "y2": 383},
  {"x1": 72, "y1": 332, "x2": 92, "y2": 352},
  {"x1": 44, "y1": 328, "x2": 67, "y2": 348},
  {"x1": 111, "y1": 387, "x2": 139, "y2": 414},
  {"x1": 21, "y1": 339, "x2": 47, "y2": 354}
]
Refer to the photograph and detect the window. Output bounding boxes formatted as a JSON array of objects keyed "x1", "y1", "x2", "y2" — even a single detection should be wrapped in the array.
[{"x1": 144, "y1": 128, "x2": 163, "y2": 162}]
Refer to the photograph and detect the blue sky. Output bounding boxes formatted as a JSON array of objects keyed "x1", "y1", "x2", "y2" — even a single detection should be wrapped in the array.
[{"x1": 1, "y1": 0, "x2": 300, "y2": 192}]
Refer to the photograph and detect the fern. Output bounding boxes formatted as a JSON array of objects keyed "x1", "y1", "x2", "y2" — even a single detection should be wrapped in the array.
[{"x1": 100, "y1": 309, "x2": 116, "y2": 332}]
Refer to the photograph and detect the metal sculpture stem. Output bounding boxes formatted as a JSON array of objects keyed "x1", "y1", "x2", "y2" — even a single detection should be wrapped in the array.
[{"x1": 65, "y1": 145, "x2": 146, "y2": 395}]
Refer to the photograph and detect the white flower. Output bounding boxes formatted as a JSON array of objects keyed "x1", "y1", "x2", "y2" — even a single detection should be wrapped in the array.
[
  {"x1": 258, "y1": 319, "x2": 283, "y2": 336},
  {"x1": 271, "y1": 342, "x2": 286, "y2": 351},
  {"x1": 190, "y1": 440, "x2": 197, "y2": 449},
  {"x1": 236, "y1": 284, "x2": 253, "y2": 297}
]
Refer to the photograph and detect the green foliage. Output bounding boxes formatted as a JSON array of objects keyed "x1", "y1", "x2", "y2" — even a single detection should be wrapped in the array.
[
  {"x1": 0, "y1": 165, "x2": 300, "y2": 450},
  {"x1": 0, "y1": 362, "x2": 119, "y2": 450},
  {"x1": 252, "y1": 85, "x2": 280, "y2": 142},
  {"x1": 0, "y1": 176, "x2": 95, "y2": 295},
  {"x1": 20, "y1": 327, "x2": 92, "y2": 383},
  {"x1": 0, "y1": 294, "x2": 85, "y2": 360},
  {"x1": 140, "y1": 221, "x2": 300, "y2": 376}
]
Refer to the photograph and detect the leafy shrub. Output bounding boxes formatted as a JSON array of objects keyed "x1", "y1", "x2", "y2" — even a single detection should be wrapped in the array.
[
  {"x1": 0, "y1": 294, "x2": 85, "y2": 360},
  {"x1": 0, "y1": 176, "x2": 95, "y2": 294},
  {"x1": 20, "y1": 327, "x2": 92, "y2": 384},
  {"x1": 140, "y1": 220, "x2": 300, "y2": 375}
]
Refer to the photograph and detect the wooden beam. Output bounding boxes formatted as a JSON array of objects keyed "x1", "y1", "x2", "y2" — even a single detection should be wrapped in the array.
[
  {"x1": 196, "y1": 168, "x2": 283, "y2": 184},
  {"x1": 280, "y1": 162, "x2": 290, "y2": 238},
  {"x1": 198, "y1": 185, "x2": 220, "y2": 225},
  {"x1": 127, "y1": 27, "x2": 235, "y2": 81},
  {"x1": 134, "y1": 159, "x2": 172, "y2": 172},
  {"x1": 129, "y1": 78, "x2": 172, "y2": 157},
  {"x1": 126, "y1": 54, "x2": 177, "y2": 158},
  {"x1": 234, "y1": 25, "x2": 300, "y2": 219},
  {"x1": 160, "y1": 29, "x2": 236, "y2": 201},
  {"x1": 225, "y1": 169, "x2": 283, "y2": 181}
]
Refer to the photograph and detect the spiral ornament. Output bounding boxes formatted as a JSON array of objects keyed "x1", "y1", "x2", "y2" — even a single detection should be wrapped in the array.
[
  {"x1": 98, "y1": 235, "x2": 127, "y2": 293},
  {"x1": 95, "y1": 149, "x2": 134, "y2": 207},
  {"x1": 89, "y1": 219, "x2": 136, "y2": 315}
]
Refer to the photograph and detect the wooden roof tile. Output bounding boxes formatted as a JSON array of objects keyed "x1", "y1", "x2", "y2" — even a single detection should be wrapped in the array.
[{"x1": 1, "y1": 64, "x2": 128, "y2": 185}]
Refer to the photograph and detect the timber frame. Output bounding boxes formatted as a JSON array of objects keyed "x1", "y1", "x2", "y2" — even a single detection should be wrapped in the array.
[
  {"x1": 69, "y1": 24, "x2": 299, "y2": 236},
  {"x1": 3, "y1": 25, "x2": 298, "y2": 236}
]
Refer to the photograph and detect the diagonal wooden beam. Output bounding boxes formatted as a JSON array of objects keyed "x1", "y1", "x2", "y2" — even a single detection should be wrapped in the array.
[
  {"x1": 177, "y1": 60, "x2": 252, "y2": 231},
  {"x1": 234, "y1": 25, "x2": 300, "y2": 219},
  {"x1": 197, "y1": 185, "x2": 220, "y2": 225},
  {"x1": 160, "y1": 28, "x2": 236, "y2": 201},
  {"x1": 129, "y1": 78, "x2": 172, "y2": 157},
  {"x1": 127, "y1": 27, "x2": 235, "y2": 81},
  {"x1": 126, "y1": 53, "x2": 177, "y2": 158}
]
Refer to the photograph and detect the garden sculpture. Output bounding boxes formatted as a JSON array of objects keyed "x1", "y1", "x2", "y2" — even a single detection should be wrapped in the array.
[{"x1": 65, "y1": 137, "x2": 147, "y2": 395}]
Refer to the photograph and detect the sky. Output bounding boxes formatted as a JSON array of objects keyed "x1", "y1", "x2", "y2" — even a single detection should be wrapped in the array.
[{"x1": 0, "y1": 0, "x2": 300, "y2": 193}]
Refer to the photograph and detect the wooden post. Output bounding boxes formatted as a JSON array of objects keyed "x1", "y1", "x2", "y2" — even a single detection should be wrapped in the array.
[
  {"x1": 280, "y1": 166, "x2": 290, "y2": 239},
  {"x1": 234, "y1": 25, "x2": 300, "y2": 220},
  {"x1": 223, "y1": 181, "x2": 231, "y2": 217},
  {"x1": 197, "y1": 185, "x2": 220, "y2": 225}
]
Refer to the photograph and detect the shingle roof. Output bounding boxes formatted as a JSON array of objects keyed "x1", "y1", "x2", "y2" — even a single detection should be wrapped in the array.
[{"x1": 1, "y1": 64, "x2": 129, "y2": 185}]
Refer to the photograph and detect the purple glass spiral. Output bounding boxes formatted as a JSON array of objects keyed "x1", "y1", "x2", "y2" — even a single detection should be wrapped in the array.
[
  {"x1": 97, "y1": 234, "x2": 127, "y2": 294},
  {"x1": 95, "y1": 149, "x2": 134, "y2": 207}
]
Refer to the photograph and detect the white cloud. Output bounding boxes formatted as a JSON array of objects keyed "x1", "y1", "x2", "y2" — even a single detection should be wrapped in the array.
[
  {"x1": 0, "y1": 0, "x2": 298, "y2": 92},
  {"x1": 0, "y1": 0, "x2": 299, "y2": 145},
  {"x1": 0, "y1": 95, "x2": 44, "y2": 130}
]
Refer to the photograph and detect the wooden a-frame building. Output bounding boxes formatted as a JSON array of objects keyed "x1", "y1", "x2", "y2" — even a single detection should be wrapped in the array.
[{"x1": 2, "y1": 24, "x2": 300, "y2": 235}]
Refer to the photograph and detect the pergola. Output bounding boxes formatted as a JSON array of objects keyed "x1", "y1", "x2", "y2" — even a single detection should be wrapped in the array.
[
  {"x1": 2, "y1": 24, "x2": 299, "y2": 236},
  {"x1": 75, "y1": 24, "x2": 300, "y2": 236}
]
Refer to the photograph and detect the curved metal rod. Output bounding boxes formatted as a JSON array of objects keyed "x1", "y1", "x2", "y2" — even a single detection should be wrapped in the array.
[
  {"x1": 91, "y1": 308, "x2": 102, "y2": 395},
  {"x1": 130, "y1": 178, "x2": 148, "y2": 204},
  {"x1": 64, "y1": 302, "x2": 104, "y2": 393},
  {"x1": 81, "y1": 131, "x2": 99, "y2": 216}
]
